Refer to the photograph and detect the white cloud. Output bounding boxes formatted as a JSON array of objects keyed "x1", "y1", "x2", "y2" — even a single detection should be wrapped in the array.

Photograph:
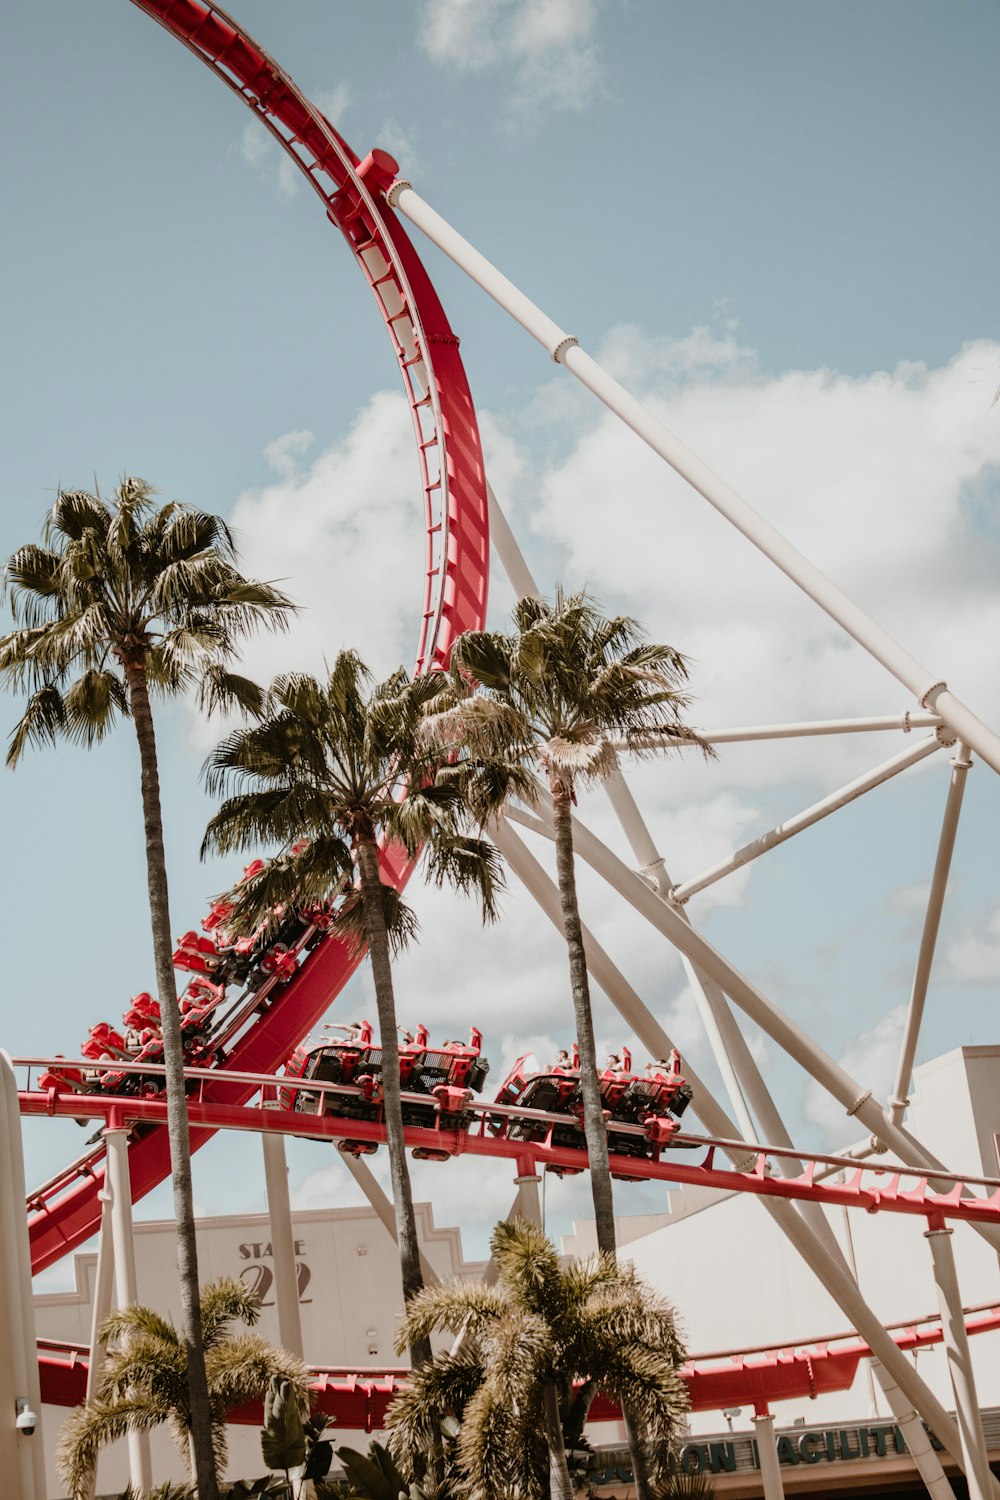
[
  {"x1": 519, "y1": 334, "x2": 1000, "y2": 796},
  {"x1": 802, "y1": 1005, "x2": 907, "y2": 1144},
  {"x1": 314, "y1": 84, "x2": 352, "y2": 127},
  {"x1": 945, "y1": 907, "x2": 1000, "y2": 983},
  {"x1": 221, "y1": 390, "x2": 425, "y2": 704},
  {"x1": 376, "y1": 119, "x2": 421, "y2": 178},
  {"x1": 418, "y1": 0, "x2": 604, "y2": 121}
]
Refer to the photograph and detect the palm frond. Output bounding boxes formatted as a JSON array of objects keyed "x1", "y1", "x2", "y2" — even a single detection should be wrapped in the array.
[
  {"x1": 5, "y1": 681, "x2": 67, "y2": 765},
  {"x1": 57, "y1": 1395, "x2": 170, "y2": 1499},
  {"x1": 100, "y1": 1304, "x2": 179, "y2": 1348},
  {"x1": 419, "y1": 833, "x2": 505, "y2": 924},
  {"x1": 199, "y1": 1274, "x2": 262, "y2": 1346},
  {"x1": 63, "y1": 668, "x2": 129, "y2": 745},
  {"x1": 395, "y1": 1281, "x2": 508, "y2": 1352},
  {"x1": 332, "y1": 882, "x2": 418, "y2": 958},
  {"x1": 198, "y1": 665, "x2": 267, "y2": 720},
  {"x1": 46, "y1": 487, "x2": 111, "y2": 544}
]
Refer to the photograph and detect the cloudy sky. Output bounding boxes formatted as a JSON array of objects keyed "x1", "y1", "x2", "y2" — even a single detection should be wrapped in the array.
[{"x1": 3, "y1": 0, "x2": 1000, "y2": 1267}]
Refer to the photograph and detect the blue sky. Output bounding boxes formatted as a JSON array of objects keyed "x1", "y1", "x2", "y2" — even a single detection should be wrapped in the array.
[{"x1": 3, "y1": 0, "x2": 1000, "y2": 1263}]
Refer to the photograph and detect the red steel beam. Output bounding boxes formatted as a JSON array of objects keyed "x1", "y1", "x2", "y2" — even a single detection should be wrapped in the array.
[{"x1": 19, "y1": 1088, "x2": 1000, "y2": 1228}]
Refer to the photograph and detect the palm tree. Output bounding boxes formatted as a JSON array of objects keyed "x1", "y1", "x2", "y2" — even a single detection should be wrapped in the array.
[
  {"x1": 57, "y1": 1278, "x2": 310, "y2": 1499},
  {"x1": 200, "y1": 653, "x2": 504, "y2": 1364},
  {"x1": 422, "y1": 590, "x2": 709, "y2": 1496},
  {"x1": 0, "y1": 478, "x2": 293, "y2": 1500},
  {"x1": 387, "y1": 1216, "x2": 689, "y2": 1500}
]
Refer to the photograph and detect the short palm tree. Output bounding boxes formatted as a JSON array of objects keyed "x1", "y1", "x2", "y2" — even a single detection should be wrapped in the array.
[
  {"x1": 57, "y1": 1277, "x2": 310, "y2": 1499},
  {"x1": 388, "y1": 1216, "x2": 689, "y2": 1500},
  {"x1": 200, "y1": 653, "x2": 504, "y2": 1364},
  {"x1": 423, "y1": 591, "x2": 709, "y2": 1497},
  {"x1": 0, "y1": 478, "x2": 293, "y2": 1500}
]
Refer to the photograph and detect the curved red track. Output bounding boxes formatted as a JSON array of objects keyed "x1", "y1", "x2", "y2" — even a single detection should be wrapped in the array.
[{"x1": 27, "y1": 0, "x2": 490, "y2": 1274}]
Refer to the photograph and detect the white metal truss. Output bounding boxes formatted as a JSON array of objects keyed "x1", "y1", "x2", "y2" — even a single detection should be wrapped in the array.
[{"x1": 386, "y1": 199, "x2": 1000, "y2": 1496}]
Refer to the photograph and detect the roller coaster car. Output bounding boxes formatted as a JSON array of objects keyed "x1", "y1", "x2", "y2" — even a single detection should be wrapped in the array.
[
  {"x1": 278, "y1": 1025, "x2": 489, "y2": 1148},
  {"x1": 490, "y1": 1049, "x2": 694, "y2": 1177}
]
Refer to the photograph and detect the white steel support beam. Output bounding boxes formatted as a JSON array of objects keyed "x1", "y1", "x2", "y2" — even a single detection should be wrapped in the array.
[
  {"x1": 697, "y1": 713, "x2": 942, "y2": 744},
  {"x1": 492, "y1": 818, "x2": 994, "y2": 1484},
  {"x1": 0, "y1": 1052, "x2": 46, "y2": 1500},
  {"x1": 80, "y1": 1196, "x2": 116, "y2": 1500},
  {"x1": 671, "y1": 735, "x2": 943, "y2": 905},
  {"x1": 868, "y1": 1360, "x2": 956, "y2": 1500},
  {"x1": 925, "y1": 1226, "x2": 994, "y2": 1500},
  {"x1": 388, "y1": 181, "x2": 1000, "y2": 776},
  {"x1": 104, "y1": 1126, "x2": 153, "y2": 1495},
  {"x1": 262, "y1": 1113, "x2": 305, "y2": 1359},
  {"x1": 486, "y1": 482, "x2": 539, "y2": 601},
  {"x1": 753, "y1": 1414, "x2": 786, "y2": 1500},
  {"x1": 889, "y1": 743, "x2": 972, "y2": 1123},
  {"x1": 601, "y1": 769, "x2": 757, "y2": 1142}
]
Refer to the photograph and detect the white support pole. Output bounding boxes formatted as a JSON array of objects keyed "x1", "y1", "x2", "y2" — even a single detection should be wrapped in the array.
[
  {"x1": 388, "y1": 181, "x2": 1000, "y2": 777},
  {"x1": 337, "y1": 1151, "x2": 440, "y2": 1287},
  {"x1": 104, "y1": 1125, "x2": 153, "y2": 1496},
  {"x1": 671, "y1": 735, "x2": 943, "y2": 904},
  {"x1": 925, "y1": 1225, "x2": 994, "y2": 1500},
  {"x1": 601, "y1": 769, "x2": 758, "y2": 1141},
  {"x1": 493, "y1": 819, "x2": 994, "y2": 1483},
  {"x1": 514, "y1": 1170, "x2": 543, "y2": 1230},
  {"x1": 869, "y1": 1360, "x2": 958, "y2": 1500},
  {"x1": 86, "y1": 1197, "x2": 116, "y2": 1402},
  {"x1": 697, "y1": 712, "x2": 943, "y2": 743},
  {"x1": 486, "y1": 482, "x2": 539, "y2": 601},
  {"x1": 890, "y1": 743, "x2": 972, "y2": 1123},
  {"x1": 0, "y1": 1052, "x2": 46, "y2": 1500},
  {"x1": 262, "y1": 1113, "x2": 305, "y2": 1359},
  {"x1": 753, "y1": 1413, "x2": 786, "y2": 1500},
  {"x1": 78, "y1": 1195, "x2": 117, "y2": 1500}
]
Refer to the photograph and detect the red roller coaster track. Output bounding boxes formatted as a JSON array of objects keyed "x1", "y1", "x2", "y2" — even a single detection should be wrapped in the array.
[{"x1": 25, "y1": 0, "x2": 490, "y2": 1276}]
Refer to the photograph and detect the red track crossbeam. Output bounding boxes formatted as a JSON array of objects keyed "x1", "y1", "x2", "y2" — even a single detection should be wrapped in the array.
[
  {"x1": 19, "y1": 1088, "x2": 1000, "y2": 1228},
  {"x1": 36, "y1": 1305, "x2": 1000, "y2": 1426}
]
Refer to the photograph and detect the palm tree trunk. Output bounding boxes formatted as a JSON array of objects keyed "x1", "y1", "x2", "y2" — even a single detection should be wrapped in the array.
[
  {"x1": 125, "y1": 661, "x2": 219, "y2": 1500},
  {"x1": 550, "y1": 778, "x2": 616, "y2": 1252},
  {"x1": 543, "y1": 1380, "x2": 576, "y2": 1500},
  {"x1": 355, "y1": 836, "x2": 432, "y2": 1366},
  {"x1": 551, "y1": 776, "x2": 653, "y2": 1500}
]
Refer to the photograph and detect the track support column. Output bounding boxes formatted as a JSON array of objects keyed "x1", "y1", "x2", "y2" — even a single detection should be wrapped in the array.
[
  {"x1": 262, "y1": 1109, "x2": 304, "y2": 1359},
  {"x1": 0, "y1": 1052, "x2": 46, "y2": 1500},
  {"x1": 753, "y1": 1411, "x2": 785, "y2": 1500},
  {"x1": 104, "y1": 1122, "x2": 153, "y2": 1496},
  {"x1": 80, "y1": 1194, "x2": 117, "y2": 1500},
  {"x1": 868, "y1": 1359, "x2": 956, "y2": 1500},
  {"x1": 925, "y1": 1221, "x2": 993, "y2": 1500}
]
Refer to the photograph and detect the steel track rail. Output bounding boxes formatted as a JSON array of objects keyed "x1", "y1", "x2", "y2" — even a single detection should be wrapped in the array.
[{"x1": 18, "y1": 1083, "x2": 1000, "y2": 1228}]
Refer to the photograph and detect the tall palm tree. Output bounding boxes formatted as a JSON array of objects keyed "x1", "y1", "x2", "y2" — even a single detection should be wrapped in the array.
[
  {"x1": 422, "y1": 591, "x2": 710, "y2": 1496},
  {"x1": 57, "y1": 1278, "x2": 310, "y2": 1498},
  {"x1": 200, "y1": 653, "x2": 504, "y2": 1364},
  {"x1": 0, "y1": 478, "x2": 293, "y2": 1500},
  {"x1": 388, "y1": 1216, "x2": 689, "y2": 1500}
]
